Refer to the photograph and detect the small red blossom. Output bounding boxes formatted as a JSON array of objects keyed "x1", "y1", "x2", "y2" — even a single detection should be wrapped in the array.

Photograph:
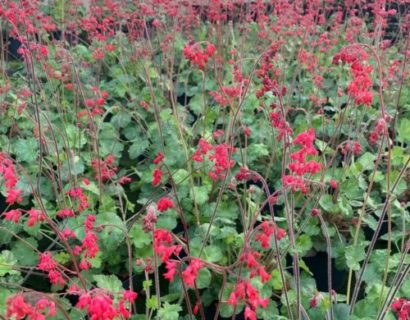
[
  {"x1": 152, "y1": 168, "x2": 162, "y2": 186},
  {"x1": 3, "y1": 209, "x2": 22, "y2": 223},
  {"x1": 181, "y1": 258, "x2": 204, "y2": 287},
  {"x1": 157, "y1": 197, "x2": 174, "y2": 212},
  {"x1": 154, "y1": 229, "x2": 182, "y2": 263},
  {"x1": 164, "y1": 260, "x2": 178, "y2": 282},
  {"x1": 119, "y1": 176, "x2": 132, "y2": 184},
  {"x1": 38, "y1": 252, "x2": 65, "y2": 286},
  {"x1": 91, "y1": 155, "x2": 118, "y2": 183},
  {"x1": 143, "y1": 206, "x2": 157, "y2": 232},
  {"x1": 57, "y1": 208, "x2": 75, "y2": 219},
  {"x1": 67, "y1": 187, "x2": 89, "y2": 212},
  {"x1": 27, "y1": 208, "x2": 46, "y2": 227},
  {"x1": 153, "y1": 152, "x2": 165, "y2": 164},
  {"x1": 183, "y1": 42, "x2": 216, "y2": 69},
  {"x1": 329, "y1": 179, "x2": 338, "y2": 189}
]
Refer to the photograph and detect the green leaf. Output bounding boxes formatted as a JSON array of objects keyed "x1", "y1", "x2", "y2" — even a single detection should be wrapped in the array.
[
  {"x1": 0, "y1": 289, "x2": 13, "y2": 316},
  {"x1": 271, "y1": 269, "x2": 284, "y2": 290},
  {"x1": 191, "y1": 185, "x2": 210, "y2": 206},
  {"x1": 0, "y1": 251, "x2": 19, "y2": 276},
  {"x1": 13, "y1": 138, "x2": 39, "y2": 162},
  {"x1": 196, "y1": 268, "x2": 211, "y2": 289},
  {"x1": 156, "y1": 209, "x2": 178, "y2": 230},
  {"x1": 357, "y1": 152, "x2": 376, "y2": 171},
  {"x1": 219, "y1": 303, "x2": 235, "y2": 318},
  {"x1": 203, "y1": 245, "x2": 223, "y2": 263},
  {"x1": 333, "y1": 304, "x2": 349, "y2": 320},
  {"x1": 157, "y1": 302, "x2": 182, "y2": 320},
  {"x1": 96, "y1": 211, "x2": 125, "y2": 251},
  {"x1": 129, "y1": 140, "x2": 149, "y2": 159},
  {"x1": 93, "y1": 274, "x2": 123, "y2": 293},
  {"x1": 345, "y1": 243, "x2": 368, "y2": 271},
  {"x1": 397, "y1": 118, "x2": 410, "y2": 143},
  {"x1": 296, "y1": 234, "x2": 313, "y2": 255},
  {"x1": 129, "y1": 224, "x2": 151, "y2": 249},
  {"x1": 319, "y1": 194, "x2": 336, "y2": 212},
  {"x1": 111, "y1": 111, "x2": 131, "y2": 128},
  {"x1": 11, "y1": 238, "x2": 38, "y2": 266}
]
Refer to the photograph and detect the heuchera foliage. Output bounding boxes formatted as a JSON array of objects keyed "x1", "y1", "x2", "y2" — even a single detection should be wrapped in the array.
[{"x1": 0, "y1": 0, "x2": 409, "y2": 319}]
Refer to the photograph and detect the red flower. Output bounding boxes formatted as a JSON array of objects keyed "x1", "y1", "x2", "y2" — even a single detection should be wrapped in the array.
[
  {"x1": 123, "y1": 290, "x2": 138, "y2": 303},
  {"x1": 164, "y1": 260, "x2": 178, "y2": 281},
  {"x1": 27, "y1": 208, "x2": 46, "y2": 227},
  {"x1": 6, "y1": 294, "x2": 33, "y2": 319},
  {"x1": 119, "y1": 176, "x2": 132, "y2": 184},
  {"x1": 181, "y1": 258, "x2": 204, "y2": 287},
  {"x1": 57, "y1": 208, "x2": 75, "y2": 219},
  {"x1": 38, "y1": 252, "x2": 65, "y2": 286},
  {"x1": 4, "y1": 209, "x2": 22, "y2": 223},
  {"x1": 329, "y1": 179, "x2": 338, "y2": 189},
  {"x1": 157, "y1": 197, "x2": 174, "y2": 212},
  {"x1": 67, "y1": 187, "x2": 89, "y2": 212},
  {"x1": 6, "y1": 188, "x2": 22, "y2": 205},
  {"x1": 244, "y1": 306, "x2": 256, "y2": 320},
  {"x1": 152, "y1": 168, "x2": 162, "y2": 186},
  {"x1": 153, "y1": 152, "x2": 165, "y2": 164}
]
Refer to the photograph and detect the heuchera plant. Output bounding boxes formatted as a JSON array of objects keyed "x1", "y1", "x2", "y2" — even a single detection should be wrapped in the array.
[{"x1": 0, "y1": 0, "x2": 409, "y2": 319}]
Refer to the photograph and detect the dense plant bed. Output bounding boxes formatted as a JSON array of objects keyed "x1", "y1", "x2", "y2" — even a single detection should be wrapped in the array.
[{"x1": 0, "y1": 0, "x2": 409, "y2": 319}]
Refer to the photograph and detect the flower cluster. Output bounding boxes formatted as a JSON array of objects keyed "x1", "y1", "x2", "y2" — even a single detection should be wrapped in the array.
[
  {"x1": 269, "y1": 104, "x2": 293, "y2": 141},
  {"x1": 157, "y1": 197, "x2": 174, "y2": 212},
  {"x1": 183, "y1": 42, "x2": 215, "y2": 69},
  {"x1": 192, "y1": 138, "x2": 214, "y2": 162},
  {"x1": 152, "y1": 168, "x2": 162, "y2": 186},
  {"x1": 209, "y1": 85, "x2": 241, "y2": 107},
  {"x1": 153, "y1": 229, "x2": 183, "y2": 282},
  {"x1": 181, "y1": 258, "x2": 204, "y2": 287},
  {"x1": 67, "y1": 187, "x2": 89, "y2": 212},
  {"x1": 341, "y1": 140, "x2": 362, "y2": 156},
  {"x1": 27, "y1": 208, "x2": 46, "y2": 227},
  {"x1": 369, "y1": 117, "x2": 387, "y2": 145},
  {"x1": 37, "y1": 252, "x2": 65, "y2": 286},
  {"x1": 153, "y1": 229, "x2": 182, "y2": 263},
  {"x1": 227, "y1": 280, "x2": 269, "y2": 320},
  {"x1": 283, "y1": 128, "x2": 321, "y2": 193},
  {"x1": 333, "y1": 48, "x2": 373, "y2": 106},
  {"x1": 391, "y1": 298, "x2": 410, "y2": 320},
  {"x1": 0, "y1": 152, "x2": 23, "y2": 205},
  {"x1": 91, "y1": 154, "x2": 118, "y2": 182},
  {"x1": 73, "y1": 214, "x2": 100, "y2": 270},
  {"x1": 6, "y1": 294, "x2": 56, "y2": 320},
  {"x1": 239, "y1": 251, "x2": 271, "y2": 283},
  {"x1": 208, "y1": 143, "x2": 236, "y2": 181},
  {"x1": 255, "y1": 221, "x2": 286, "y2": 249},
  {"x1": 74, "y1": 288, "x2": 137, "y2": 320},
  {"x1": 143, "y1": 205, "x2": 158, "y2": 233},
  {"x1": 79, "y1": 90, "x2": 109, "y2": 118}
]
